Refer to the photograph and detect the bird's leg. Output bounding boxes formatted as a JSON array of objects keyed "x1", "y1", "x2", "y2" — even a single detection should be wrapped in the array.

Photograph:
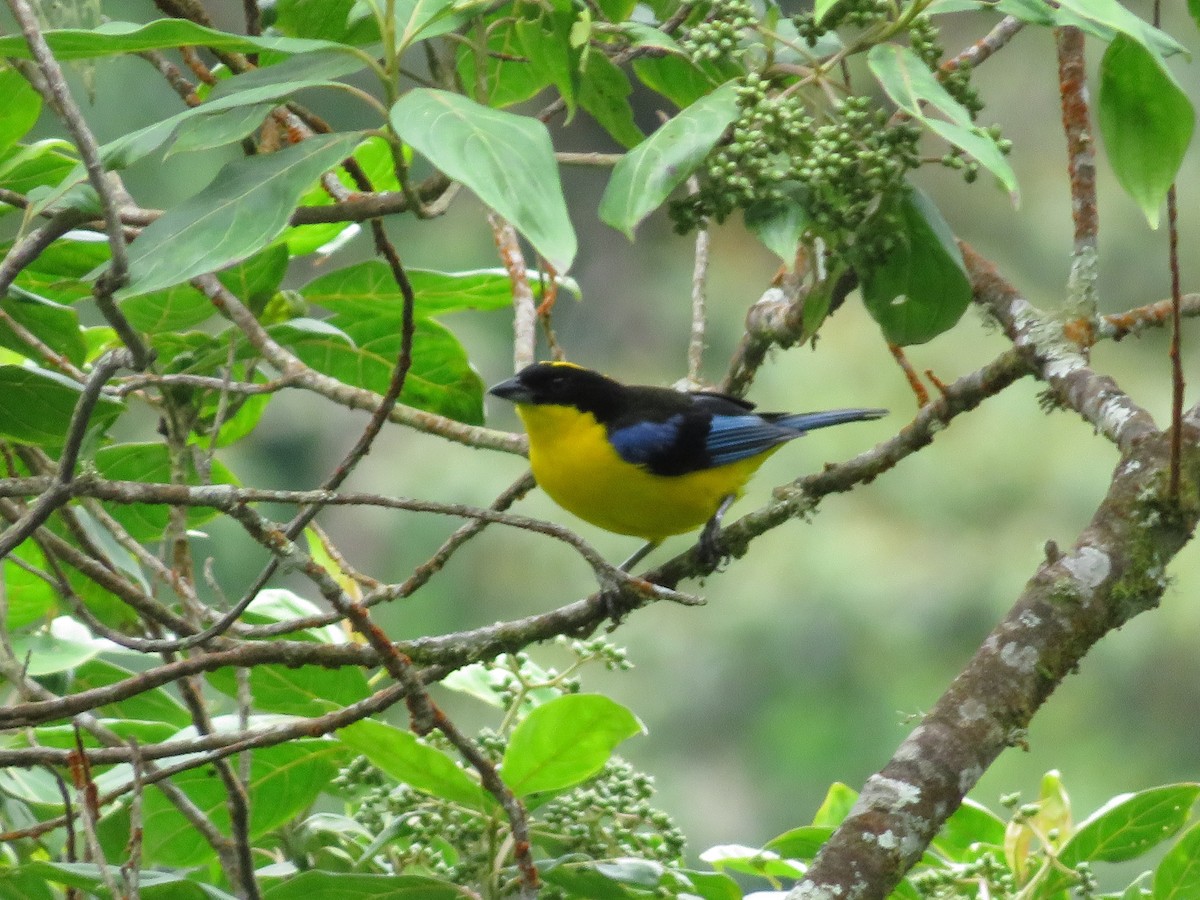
[
  {"x1": 696, "y1": 494, "x2": 735, "y2": 570},
  {"x1": 619, "y1": 540, "x2": 660, "y2": 572}
]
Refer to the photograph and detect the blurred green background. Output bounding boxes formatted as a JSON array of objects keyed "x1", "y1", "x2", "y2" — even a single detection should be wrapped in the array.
[{"x1": 18, "y1": 0, "x2": 1200, "y2": 875}]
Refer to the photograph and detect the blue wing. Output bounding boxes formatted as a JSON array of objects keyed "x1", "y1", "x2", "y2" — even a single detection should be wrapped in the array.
[{"x1": 703, "y1": 414, "x2": 798, "y2": 466}]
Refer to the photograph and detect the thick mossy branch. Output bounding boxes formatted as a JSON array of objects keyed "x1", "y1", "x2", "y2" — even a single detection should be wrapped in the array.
[{"x1": 791, "y1": 425, "x2": 1200, "y2": 900}]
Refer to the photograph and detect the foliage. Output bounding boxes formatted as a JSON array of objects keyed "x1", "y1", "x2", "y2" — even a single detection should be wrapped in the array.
[{"x1": 0, "y1": 0, "x2": 1198, "y2": 897}]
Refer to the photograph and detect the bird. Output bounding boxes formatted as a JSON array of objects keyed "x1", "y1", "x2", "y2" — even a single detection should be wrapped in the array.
[{"x1": 489, "y1": 361, "x2": 885, "y2": 570}]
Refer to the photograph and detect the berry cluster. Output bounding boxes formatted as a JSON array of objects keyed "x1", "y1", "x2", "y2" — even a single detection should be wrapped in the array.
[
  {"x1": 671, "y1": 79, "x2": 922, "y2": 272},
  {"x1": 794, "y1": 0, "x2": 891, "y2": 44},
  {"x1": 679, "y1": 0, "x2": 757, "y2": 62}
]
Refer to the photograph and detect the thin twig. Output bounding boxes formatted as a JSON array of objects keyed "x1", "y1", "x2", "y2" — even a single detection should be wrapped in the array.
[
  {"x1": 686, "y1": 178, "x2": 710, "y2": 388},
  {"x1": 491, "y1": 212, "x2": 538, "y2": 371},
  {"x1": 1055, "y1": 25, "x2": 1099, "y2": 314}
]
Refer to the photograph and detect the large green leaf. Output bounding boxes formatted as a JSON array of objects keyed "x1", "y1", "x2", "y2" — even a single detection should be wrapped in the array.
[
  {"x1": 0, "y1": 289, "x2": 86, "y2": 365},
  {"x1": 390, "y1": 89, "x2": 576, "y2": 271},
  {"x1": 1061, "y1": 784, "x2": 1200, "y2": 866},
  {"x1": 17, "y1": 862, "x2": 235, "y2": 899},
  {"x1": 1156, "y1": 821, "x2": 1200, "y2": 900},
  {"x1": 578, "y1": 51, "x2": 644, "y2": 149},
  {"x1": 116, "y1": 133, "x2": 360, "y2": 297},
  {"x1": 130, "y1": 739, "x2": 349, "y2": 867},
  {"x1": 859, "y1": 188, "x2": 971, "y2": 346},
  {"x1": 0, "y1": 67, "x2": 41, "y2": 156},
  {"x1": 930, "y1": 798, "x2": 1007, "y2": 861},
  {"x1": 599, "y1": 80, "x2": 739, "y2": 238},
  {"x1": 338, "y1": 719, "x2": 487, "y2": 808},
  {"x1": 275, "y1": 0, "x2": 381, "y2": 44},
  {"x1": 92, "y1": 442, "x2": 240, "y2": 541},
  {"x1": 3, "y1": 541, "x2": 59, "y2": 628},
  {"x1": 1099, "y1": 34, "x2": 1195, "y2": 228},
  {"x1": 10, "y1": 238, "x2": 109, "y2": 304},
  {"x1": 867, "y1": 44, "x2": 1017, "y2": 200},
  {"x1": 72, "y1": 658, "x2": 192, "y2": 726},
  {"x1": 0, "y1": 364, "x2": 123, "y2": 446},
  {"x1": 275, "y1": 314, "x2": 486, "y2": 424},
  {"x1": 118, "y1": 283, "x2": 215, "y2": 333},
  {"x1": 631, "y1": 54, "x2": 722, "y2": 109},
  {"x1": 301, "y1": 260, "x2": 570, "y2": 318},
  {"x1": 0, "y1": 140, "x2": 78, "y2": 201},
  {"x1": 0, "y1": 19, "x2": 343, "y2": 60},
  {"x1": 501, "y1": 694, "x2": 643, "y2": 797},
  {"x1": 456, "y1": 17, "x2": 551, "y2": 109},
  {"x1": 208, "y1": 662, "x2": 370, "y2": 716}
]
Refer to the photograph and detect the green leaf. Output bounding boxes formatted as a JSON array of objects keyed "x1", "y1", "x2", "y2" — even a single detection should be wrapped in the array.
[
  {"x1": 338, "y1": 719, "x2": 487, "y2": 808},
  {"x1": 631, "y1": 54, "x2": 722, "y2": 109},
  {"x1": 455, "y1": 16, "x2": 548, "y2": 108},
  {"x1": 390, "y1": 89, "x2": 576, "y2": 271},
  {"x1": 72, "y1": 658, "x2": 191, "y2": 726},
  {"x1": 501, "y1": 694, "x2": 643, "y2": 796},
  {"x1": 813, "y1": 782, "x2": 859, "y2": 827},
  {"x1": 1155, "y1": 821, "x2": 1200, "y2": 900},
  {"x1": 744, "y1": 189, "x2": 809, "y2": 263},
  {"x1": 0, "y1": 289, "x2": 86, "y2": 365},
  {"x1": 116, "y1": 133, "x2": 360, "y2": 297},
  {"x1": 859, "y1": 188, "x2": 972, "y2": 345},
  {"x1": 699, "y1": 843, "x2": 806, "y2": 878},
  {"x1": 19, "y1": 862, "x2": 237, "y2": 899},
  {"x1": 169, "y1": 101, "x2": 278, "y2": 156},
  {"x1": 118, "y1": 284, "x2": 215, "y2": 333},
  {"x1": 0, "y1": 140, "x2": 78, "y2": 200},
  {"x1": 389, "y1": 0, "x2": 469, "y2": 50},
  {"x1": 600, "y1": 80, "x2": 739, "y2": 238},
  {"x1": 275, "y1": 0, "x2": 381, "y2": 45},
  {"x1": 0, "y1": 19, "x2": 345, "y2": 60},
  {"x1": 208, "y1": 661, "x2": 370, "y2": 716},
  {"x1": 302, "y1": 260, "x2": 574, "y2": 318},
  {"x1": 867, "y1": 44, "x2": 1017, "y2": 200},
  {"x1": 278, "y1": 135, "x2": 401, "y2": 254},
  {"x1": 1054, "y1": 0, "x2": 1187, "y2": 65},
  {"x1": 11, "y1": 238, "x2": 109, "y2": 304},
  {"x1": 261, "y1": 871, "x2": 472, "y2": 899},
  {"x1": 595, "y1": 0, "x2": 637, "y2": 22},
  {"x1": 0, "y1": 865, "x2": 56, "y2": 900},
  {"x1": 208, "y1": 48, "x2": 372, "y2": 103},
  {"x1": 1190, "y1": 0, "x2": 1200, "y2": 29},
  {"x1": 1099, "y1": 34, "x2": 1195, "y2": 228},
  {"x1": 132, "y1": 739, "x2": 348, "y2": 867},
  {"x1": 814, "y1": 0, "x2": 841, "y2": 24},
  {"x1": 516, "y1": 14, "x2": 578, "y2": 118},
  {"x1": 578, "y1": 51, "x2": 644, "y2": 149},
  {"x1": 3, "y1": 541, "x2": 59, "y2": 629},
  {"x1": 764, "y1": 824, "x2": 834, "y2": 860},
  {"x1": 0, "y1": 68, "x2": 41, "y2": 156},
  {"x1": 8, "y1": 626, "x2": 101, "y2": 676},
  {"x1": 218, "y1": 244, "x2": 291, "y2": 313},
  {"x1": 1061, "y1": 784, "x2": 1200, "y2": 866},
  {"x1": 931, "y1": 798, "x2": 1007, "y2": 861},
  {"x1": 0, "y1": 364, "x2": 123, "y2": 446},
  {"x1": 92, "y1": 442, "x2": 239, "y2": 541},
  {"x1": 277, "y1": 315, "x2": 486, "y2": 423}
]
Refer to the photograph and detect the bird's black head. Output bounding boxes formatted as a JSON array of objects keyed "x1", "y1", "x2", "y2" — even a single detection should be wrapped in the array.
[{"x1": 488, "y1": 362, "x2": 621, "y2": 416}]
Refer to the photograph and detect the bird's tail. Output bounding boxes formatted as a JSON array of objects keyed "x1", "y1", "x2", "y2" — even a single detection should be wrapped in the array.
[{"x1": 776, "y1": 408, "x2": 887, "y2": 433}]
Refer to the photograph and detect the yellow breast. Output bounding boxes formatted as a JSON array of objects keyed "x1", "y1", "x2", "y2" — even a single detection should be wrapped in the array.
[{"x1": 516, "y1": 403, "x2": 774, "y2": 542}]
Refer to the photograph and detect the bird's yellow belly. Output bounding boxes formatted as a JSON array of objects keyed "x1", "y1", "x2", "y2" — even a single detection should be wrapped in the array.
[{"x1": 517, "y1": 404, "x2": 771, "y2": 541}]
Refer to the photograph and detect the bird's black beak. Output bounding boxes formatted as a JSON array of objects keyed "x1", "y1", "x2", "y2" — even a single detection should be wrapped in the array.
[{"x1": 488, "y1": 375, "x2": 532, "y2": 404}]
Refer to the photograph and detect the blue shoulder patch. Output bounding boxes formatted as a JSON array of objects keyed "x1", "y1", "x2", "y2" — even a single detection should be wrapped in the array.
[{"x1": 608, "y1": 416, "x2": 684, "y2": 465}]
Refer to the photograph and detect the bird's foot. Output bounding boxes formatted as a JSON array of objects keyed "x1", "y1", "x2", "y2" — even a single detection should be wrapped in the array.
[{"x1": 694, "y1": 496, "x2": 735, "y2": 572}]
